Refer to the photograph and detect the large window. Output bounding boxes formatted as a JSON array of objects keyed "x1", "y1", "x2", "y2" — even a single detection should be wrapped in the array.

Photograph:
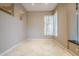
[{"x1": 44, "y1": 12, "x2": 57, "y2": 36}]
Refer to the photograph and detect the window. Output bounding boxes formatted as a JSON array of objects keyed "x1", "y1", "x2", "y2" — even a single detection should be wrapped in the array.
[{"x1": 44, "y1": 12, "x2": 57, "y2": 36}]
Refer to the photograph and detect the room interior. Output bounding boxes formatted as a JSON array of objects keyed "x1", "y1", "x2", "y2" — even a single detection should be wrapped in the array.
[{"x1": 0, "y1": 3, "x2": 79, "y2": 56}]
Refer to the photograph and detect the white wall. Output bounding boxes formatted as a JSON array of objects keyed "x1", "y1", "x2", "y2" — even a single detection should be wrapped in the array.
[
  {"x1": 66, "y1": 4, "x2": 77, "y2": 42},
  {"x1": 0, "y1": 4, "x2": 28, "y2": 54},
  {"x1": 27, "y1": 11, "x2": 54, "y2": 39},
  {"x1": 14, "y1": 4, "x2": 28, "y2": 39},
  {"x1": 56, "y1": 4, "x2": 69, "y2": 47}
]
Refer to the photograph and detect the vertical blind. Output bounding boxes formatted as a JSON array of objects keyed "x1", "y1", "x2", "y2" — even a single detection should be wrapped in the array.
[{"x1": 44, "y1": 12, "x2": 57, "y2": 36}]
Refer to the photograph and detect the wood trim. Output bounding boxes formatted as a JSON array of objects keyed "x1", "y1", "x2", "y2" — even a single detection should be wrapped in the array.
[{"x1": 0, "y1": 4, "x2": 14, "y2": 16}]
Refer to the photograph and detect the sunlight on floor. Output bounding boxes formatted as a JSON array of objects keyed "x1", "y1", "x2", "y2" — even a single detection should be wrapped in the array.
[{"x1": 3, "y1": 39, "x2": 72, "y2": 56}]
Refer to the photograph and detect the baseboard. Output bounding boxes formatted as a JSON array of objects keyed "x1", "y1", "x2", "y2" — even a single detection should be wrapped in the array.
[
  {"x1": 55, "y1": 39, "x2": 76, "y2": 56},
  {"x1": 0, "y1": 43, "x2": 21, "y2": 56},
  {"x1": 0, "y1": 39, "x2": 26, "y2": 56}
]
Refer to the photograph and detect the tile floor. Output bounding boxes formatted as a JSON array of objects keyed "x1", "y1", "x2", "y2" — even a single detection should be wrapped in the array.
[{"x1": 3, "y1": 39, "x2": 73, "y2": 56}]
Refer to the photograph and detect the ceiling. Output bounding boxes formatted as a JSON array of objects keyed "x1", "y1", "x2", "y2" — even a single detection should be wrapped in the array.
[{"x1": 22, "y1": 3, "x2": 57, "y2": 12}]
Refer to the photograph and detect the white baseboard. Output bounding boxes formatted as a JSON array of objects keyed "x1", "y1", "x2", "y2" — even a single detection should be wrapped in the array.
[
  {"x1": 0, "y1": 39, "x2": 26, "y2": 56},
  {"x1": 0, "y1": 43, "x2": 21, "y2": 56}
]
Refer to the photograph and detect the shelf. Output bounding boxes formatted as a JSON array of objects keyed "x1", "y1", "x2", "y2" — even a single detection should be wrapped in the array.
[{"x1": 68, "y1": 40, "x2": 79, "y2": 45}]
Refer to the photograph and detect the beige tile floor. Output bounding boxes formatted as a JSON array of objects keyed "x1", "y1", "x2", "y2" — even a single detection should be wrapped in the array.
[{"x1": 3, "y1": 39, "x2": 73, "y2": 56}]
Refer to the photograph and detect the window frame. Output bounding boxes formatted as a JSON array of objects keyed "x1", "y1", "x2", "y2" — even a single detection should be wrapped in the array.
[{"x1": 44, "y1": 12, "x2": 57, "y2": 36}]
